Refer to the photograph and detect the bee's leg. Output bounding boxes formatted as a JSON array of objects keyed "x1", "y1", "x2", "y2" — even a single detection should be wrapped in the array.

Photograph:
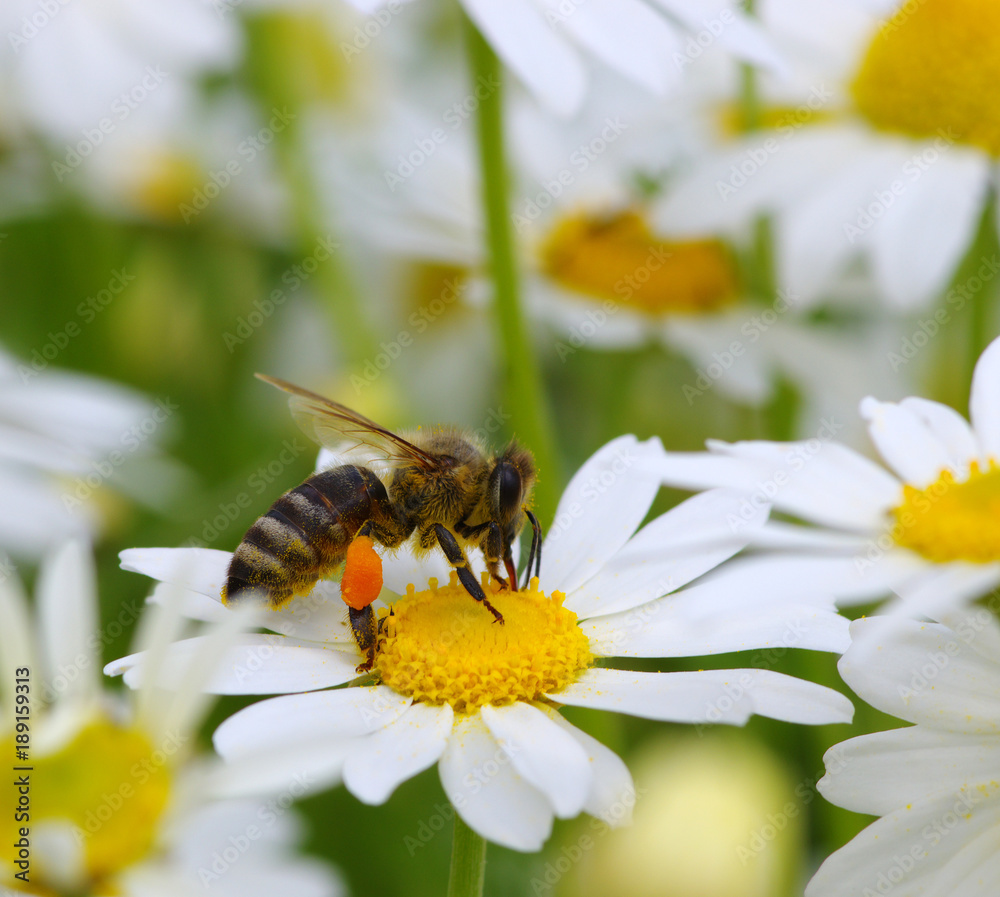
[
  {"x1": 522, "y1": 509, "x2": 542, "y2": 589},
  {"x1": 432, "y1": 524, "x2": 504, "y2": 625},
  {"x1": 456, "y1": 520, "x2": 512, "y2": 590},
  {"x1": 349, "y1": 604, "x2": 378, "y2": 674}
]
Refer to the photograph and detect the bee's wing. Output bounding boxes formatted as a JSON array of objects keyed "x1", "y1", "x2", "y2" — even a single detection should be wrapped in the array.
[{"x1": 255, "y1": 374, "x2": 438, "y2": 468}]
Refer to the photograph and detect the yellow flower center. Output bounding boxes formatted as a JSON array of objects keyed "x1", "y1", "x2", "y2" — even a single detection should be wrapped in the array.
[
  {"x1": 852, "y1": 0, "x2": 1000, "y2": 156},
  {"x1": 540, "y1": 210, "x2": 739, "y2": 315},
  {"x1": 377, "y1": 574, "x2": 592, "y2": 715},
  {"x1": 893, "y1": 460, "x2": 1000, "y2": 562},
  {"x1": 1, "y1": 718, "x2": 172, "y2": 894}
]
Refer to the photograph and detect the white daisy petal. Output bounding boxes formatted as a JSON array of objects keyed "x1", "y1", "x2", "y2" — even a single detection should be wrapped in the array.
[
  {"x1": 840, "y1": 618, "x2": 1000, "y2": 732},
  {"x1": 480, "y1": 702, "x2": 590, "y2": 818},
  {"x1": 439, "y1": 713, "x2": 553, "y2": 852},
  {"x1": 565, "y1": 488, "x2": 769, "y2": 620},
  {"x1": 898, "y1": 397, "x2": 981, "y2": 472},
  {"x1": 147, "y1": 581, "x2": 230, "y2": 622},
  {"x1": 108, "y1": 635, "x2": 361, "y2": 695},
  {"x1": 460, "y1": 0, "x2": 586, "y2": 117},
  {"x1": 120, "y1": 546, "x2": 230, "y2": 599},
  {"x1": 213, "y1": 686, "x2": 412, "y2": 760},
  {"x1": 584, "y1": 599, "x2": 850, "y2": 657},
  {"x1": 860, "y1": 397, "x2": 953, "y2": 487},
  {"x1": 535, "y1": 703, "x2": 635, "y2": 826},
  {"x1": 543, "y1": 436, "x2": 666, "y2": 595},
  {"x1": 210, "y1": 738, "x2": 353, "y2": 799},
  {"x1": 552, "y1": 667, "x2": 853, "y2": 726},
  {"x1": 343, "y1": 702, "x2": 453, "y2": 805},
  {"x1": 0, "y1": 569, "x2": 36, "y2": 727},
  {"x1": 970, "y1": 335, "x2": 1000, "y2": 461},
  {"x1": 818, "y1": 727, "x2": 1000, "y2": 817},
  {"x1": 37, "y1": 541, "x2": 99, "y2": 707},
  {"x1": 553, "y1": 0, "x2": 681, "y2": 94}
]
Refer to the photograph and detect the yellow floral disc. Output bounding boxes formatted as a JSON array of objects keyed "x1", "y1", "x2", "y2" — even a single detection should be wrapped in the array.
[
  {"x1": 893, "y1": 460, "x2": 1000, "y2": 562},
  {"x1": 377, "y1": 574, "x2": 592, "y2": 714},
  {"x1": 852, "y1": 0, "x2": 1000, "y2": 156},
  {"x1": 540, "y1": 210, "x2": 739, "y2": 315},
  {"x1": 1, "y1": 718, "x2": 172, "y2": 893}
]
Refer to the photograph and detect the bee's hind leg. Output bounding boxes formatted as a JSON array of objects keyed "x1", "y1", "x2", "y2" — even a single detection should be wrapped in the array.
[
  {"x1": 433, "y1": 524, "x2": 504, "y2": 625},
  {"x1": 349, "y1": 605, "x2": 378, "y2": 673}
]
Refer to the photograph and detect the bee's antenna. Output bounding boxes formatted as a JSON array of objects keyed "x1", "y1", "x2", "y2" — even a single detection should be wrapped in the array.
[{"x1": 522, "y1": 508, "x2": 542, "y2": 589}]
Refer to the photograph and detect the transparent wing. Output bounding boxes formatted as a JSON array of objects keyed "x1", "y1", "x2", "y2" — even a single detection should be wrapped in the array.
[{"x1": 255, "y1": 374, "x2": 437, "y2": 468}]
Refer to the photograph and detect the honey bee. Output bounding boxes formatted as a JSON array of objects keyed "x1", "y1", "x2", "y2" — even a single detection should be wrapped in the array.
[{"x1": 223, "y1": 374, "x2": 541, "y2": 672}]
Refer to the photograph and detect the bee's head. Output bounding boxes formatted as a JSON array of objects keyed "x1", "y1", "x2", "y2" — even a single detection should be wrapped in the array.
[{"x1": 488, "y1": 441, "x2": 536, "y2": 529}]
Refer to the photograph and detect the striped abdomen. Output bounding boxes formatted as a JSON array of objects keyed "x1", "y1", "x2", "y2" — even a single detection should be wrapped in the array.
[{"x1": 223, "y1": 465, "x2": 392, "y2": 607}]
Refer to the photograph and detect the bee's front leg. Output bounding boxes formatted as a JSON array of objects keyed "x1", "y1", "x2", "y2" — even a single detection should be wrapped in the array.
[
  {"x1": 433, "y1": 524, "x2": 504, "y2": 624},
  {"x1": 455, "y1": 520, "x2": 514, "y2": 591}
]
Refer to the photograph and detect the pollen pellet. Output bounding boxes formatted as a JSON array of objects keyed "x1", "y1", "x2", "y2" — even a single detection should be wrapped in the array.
[{"x1": 341, "y1": 535, "x2": 383, "y2": 610}]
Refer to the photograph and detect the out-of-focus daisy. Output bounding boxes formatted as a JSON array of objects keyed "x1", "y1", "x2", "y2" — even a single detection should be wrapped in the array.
[
  {"x1": 0, "y1": 0, "x2": 239, "y2": 144},
  {"x1": 326, "y1": 94, "x2": 904, "y2": 429},
  {"x1": 342, "y1": 0, "x2": 782, "y2": 116},
  {"x1": 0, "y1": 541, "x2": 341, "y2": 897},
  {"x1": 807, "y1": 610, "x2": 1000, "y2": 896},
  {"x1": 657, "y1": 334, "x2": 1000, "y2": 622},
  {"x1": 110, "y1": 435, "x2": 852, "y2": 851},
  {"x1": 0, "y1": 347, "x2": 185, "y2": 560},
  {"x1": 657, "y1": 0, "x2": 1000, "y2": 309}
]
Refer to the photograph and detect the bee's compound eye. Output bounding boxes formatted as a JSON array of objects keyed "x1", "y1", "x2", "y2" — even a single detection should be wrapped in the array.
[{"x1": 494, "y1": 461, "x2": 523, "y2": 520}]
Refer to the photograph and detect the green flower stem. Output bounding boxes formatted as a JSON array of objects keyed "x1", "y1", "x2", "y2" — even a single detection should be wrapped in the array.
[
  {"x1": 462, "y1": 13, "x2": 560, "y2": 526},
  {"x1": 963, "y1": 189, "x2": 999, "y2": 387},
  {"x1": 447, "y1": 812, "x2": 487, "y2": 897}
]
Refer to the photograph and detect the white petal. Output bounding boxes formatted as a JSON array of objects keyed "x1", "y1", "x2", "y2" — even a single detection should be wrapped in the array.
[
  {"x1": 584, "y1": 598, "x2": 850, "y2": 657},
  {"x1": 554, "y1": 0, "x2": 681, "y2": 94},
  {"x1": 818, "y1": 727, "x2": 1000, "y2": 817},
  {"x1": 543, "y1": 436, "x2": 666, "y2": 595},
  {"x1": 841, "y1": 618, "x2": 1000, "y2": 732},
  {"x1": 108, "y1": 635, "x2": 361, "y2": 695},
  {"x1": 343, "y1": 702, "x2": 453, "y2": 805},
  {"x1": 552, "y1": 667, "x2": 853, "y2": 726},
  {"x1": 535, "y1": 704, "x2": 635, "y2": 825},
  {"x1": 480, "y1": 702, "x2": 590, "y2": 818},
  {"x1": 460, "y1": 0, "x2": 586, "y2": 117},
  {"x1": 860, "y1": 397, "x2": 953, "y2": 487},
  {"x1": 120, "y1": 546, "x2": 230, "y2": 599},
  {"x1": 147, "y1": 581, "x2": 229, "y2": 622},
  {"x1": 210, "y1": 738, "x2": 352, "y2": 798},
  {"x1": 213, "y1": 686, "x2": 412, "y2": 760},
  {"x1": 869, "y1": 147, "x2": 990, "y2": 309},
  {"x1": 565, "y1": 488, "x2": 768, "y2": 620},
  {"x1": 970, "y1": 335, "x2": 1000, "y2": 460},
  {"x1": 439, "y1": 713, "x2": 553, "y2": 851},
  {"x1": 0, "y1": 568, "x2": 36, "y2": 728},
  {"x1": 38, "y1": 541, "x2": 100, "y2": 707},
  {"x1": 898, "y1": 397, "x2": 980, "y2": 472},
  {"x1": 749, "y1": 522, "x2": 872, "y2": 553}
]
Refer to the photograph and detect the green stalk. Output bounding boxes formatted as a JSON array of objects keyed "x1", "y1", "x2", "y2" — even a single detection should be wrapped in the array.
[
  {"x1": 447, "y1": 812, "x2": 487, "y2": 897},
  {"x1": 462, "y1": 13, "x2": 560, "y2": 526}
]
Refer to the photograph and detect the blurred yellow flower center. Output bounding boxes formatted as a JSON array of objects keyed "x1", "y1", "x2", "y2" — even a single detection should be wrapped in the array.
[
  {"x1": 852, "y1": 0, "x2": 1000, "y2": 156},
  {"x1": 540, "y1": 210, "x2": 739, "y2": 315},
  {"x1": 377, "y1": 574, "x2": 592, "y2": 714},
  {"x1": 893, "y1": 460, "x2": 1000, "y2": 562},
  {"x1": 1, "y1": 718, "x2": 172, "y2": 893}
]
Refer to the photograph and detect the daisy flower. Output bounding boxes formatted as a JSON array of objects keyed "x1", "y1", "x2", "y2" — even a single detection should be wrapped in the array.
[
  {"x1": 0, "y1": 347, "x2": 183, "y2": 560},
  {"x1": 0, "y1": 541, "x2": 341, "y2": 897},
  {"x1": 807, "y1": 608, "x2": 1000, "y2": 896},
  {"x1": 109, "y1": 435, "x2": 852, "y2": 851},
  {"x1": 657, "y1": 334, "x2": 1000, "y2": 623},
  {"x1": 341, "y1": 0, "x2": 782, "y2": 117},
  {"x1": 656, "y1": 0, "x2": 1000, "y2": 310}
]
